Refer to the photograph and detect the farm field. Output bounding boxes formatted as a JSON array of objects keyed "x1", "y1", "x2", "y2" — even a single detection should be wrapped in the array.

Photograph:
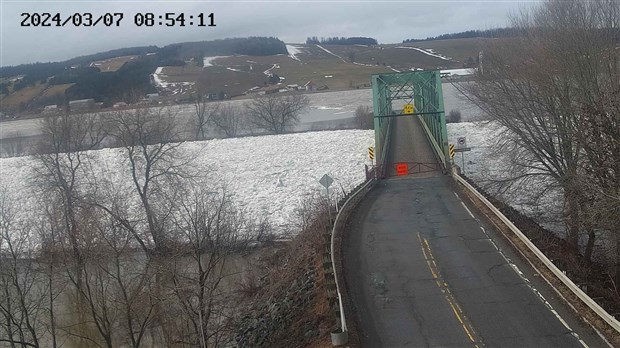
[
  {"x1": 90, "y1": 55, "x2": 138, "y2": 72},
  {"x1": 0, "y1": 82, "x2": 46, "y2": 109},
  {"x1": 155, "y1": 39, "x2": 476, "y2": 98}
]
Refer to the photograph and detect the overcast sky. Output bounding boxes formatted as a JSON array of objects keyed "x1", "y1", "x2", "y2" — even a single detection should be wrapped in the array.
[{"x1": 0, "y1": 0, "x2": 530, "y2": 67}]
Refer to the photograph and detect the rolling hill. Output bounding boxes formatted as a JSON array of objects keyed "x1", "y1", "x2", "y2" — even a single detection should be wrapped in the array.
[{"x1": 0, "y1": 36, "x2": 484, "y2": 116}]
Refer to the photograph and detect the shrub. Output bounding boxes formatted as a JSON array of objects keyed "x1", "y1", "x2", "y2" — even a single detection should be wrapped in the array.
[
  {"x1": 354, "y1": 105, "x2": 374, "y2": 129},
  {"x1": 447, "y1": 109, "x2": 462, "y2": 123}
]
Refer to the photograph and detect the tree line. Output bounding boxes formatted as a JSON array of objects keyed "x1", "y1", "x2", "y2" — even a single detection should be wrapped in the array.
[
  {"x1": 305, "y1": 36, "x2": 378, "y2": 45},
  {"x1": 403, "y1": 27, "x2": 524, "y2": 43},
  {"x1": 191, "y1": 93, "x2": 311, "y2": 139}
]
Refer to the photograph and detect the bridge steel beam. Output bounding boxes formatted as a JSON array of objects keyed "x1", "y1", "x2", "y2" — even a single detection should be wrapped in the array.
[{"x1": 371, "y1": 70, "x2": 450, "y2": 171}]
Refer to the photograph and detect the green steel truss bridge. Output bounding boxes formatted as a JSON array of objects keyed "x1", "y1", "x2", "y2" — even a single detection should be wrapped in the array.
[
  {"x1": 331, "y1": 69, "x2": 602, "y2": 347},
  {"x1": 371, "y1": 70, "x2": 449, "y2": 175}
]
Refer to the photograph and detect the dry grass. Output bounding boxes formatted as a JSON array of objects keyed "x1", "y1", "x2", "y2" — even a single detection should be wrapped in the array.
[
  {"x1": 159, "y1": 40, "x2": 483, "y2": 99},
  {"x1": 41, "y1": 83, "x2": 74, "y2": 98},
  {"x1": 161, "y1": 48, "x2": 390, "y2": 98},
  {"x1": 91, "y1": 55, "x2": 137, "y2": 72},
  {"x1": 0, "y1": 82, "x2": 46, "y2": 108}
]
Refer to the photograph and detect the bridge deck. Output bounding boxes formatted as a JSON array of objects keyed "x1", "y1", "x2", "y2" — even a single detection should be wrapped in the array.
[{"x1": 386, "y1": 116, "x2": 439, "y2": 177}]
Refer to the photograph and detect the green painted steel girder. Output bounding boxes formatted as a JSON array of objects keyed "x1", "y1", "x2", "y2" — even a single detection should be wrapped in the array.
[{"x1": 371, "y1": 70, "x2": 450, "y2": 170}]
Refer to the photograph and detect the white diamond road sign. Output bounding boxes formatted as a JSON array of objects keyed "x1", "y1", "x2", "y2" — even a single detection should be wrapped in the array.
[{"x1": 319, "y1": 174, "x2": 333, "y2": 189}]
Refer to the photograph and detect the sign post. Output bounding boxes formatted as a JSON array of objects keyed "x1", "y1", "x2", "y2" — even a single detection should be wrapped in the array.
[
  {"x1": 454, "y1": 137, "x2": 471, "y2": 174},
  {"x1": 319, "y1": 174, "x2": 334, "y2": 219}
]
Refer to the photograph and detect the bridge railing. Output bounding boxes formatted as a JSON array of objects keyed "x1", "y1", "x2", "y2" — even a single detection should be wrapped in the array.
[{"x1": 327, "y1": 174, "x2": 378, "y2": 345}]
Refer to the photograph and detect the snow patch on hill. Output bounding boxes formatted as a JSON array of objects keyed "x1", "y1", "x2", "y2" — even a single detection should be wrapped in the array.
[
  {"x1": 286, "y1": 44, "x2": 304, "y2": 62},
  {"x1": 152, "y1": 67, "x2": 169, "y2": 88},
  {"x1": 316, "y1": 45, "x2": 347, "y2": 62},
  {"x1": 396, "y1": 46, "x2": 453, "y2": 61},
  {"x1": 441, "y1": 68, "x2": 474, "y2": 76},
  {"x1": 203, "y1": 56, "x2": 230, "y2": 67}
]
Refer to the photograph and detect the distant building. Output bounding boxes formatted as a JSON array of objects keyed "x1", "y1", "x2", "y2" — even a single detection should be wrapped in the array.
[
  {"x1": 68, "y1": 98, "x2": 95, "y2": 112},
  {"x1": 146, "y1": 93, "x2": 159, "y2": 102},
  {"x1": 304, "y1": 80, "x2": 317, "y2": 92},
  {"x1": 43, "y1": 105, "x2": 58, "y2": 114},
  {"x1": 247, "y1": 86, "x2": 261, "y2": 93}
]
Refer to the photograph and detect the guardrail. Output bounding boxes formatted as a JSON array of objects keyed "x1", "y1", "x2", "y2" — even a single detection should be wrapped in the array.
[
  {"x1": 452, "y1": 169, "x2": 620, "y2": 335},
  {"x1": 328, "y1": 176, "x2": 377, "y2": 345}
]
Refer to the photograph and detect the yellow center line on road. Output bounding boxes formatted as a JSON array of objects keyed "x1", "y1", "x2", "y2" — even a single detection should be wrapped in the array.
[{"x1": 417, "y1": 232, "x2": 483, "y2": 348}]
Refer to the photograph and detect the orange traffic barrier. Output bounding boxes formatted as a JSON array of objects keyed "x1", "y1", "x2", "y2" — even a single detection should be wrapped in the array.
[{"x1": 396, "y1": 163, "x2": 408, "y2": 176}]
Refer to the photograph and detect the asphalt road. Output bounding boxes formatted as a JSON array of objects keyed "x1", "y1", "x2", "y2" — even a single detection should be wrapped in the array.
[
  {"x1": 343, "y1": 176, "x2": 593, "y2": 347},
  {"x1": 342, "y1": 116, "x2": 598, "y2": 347}
]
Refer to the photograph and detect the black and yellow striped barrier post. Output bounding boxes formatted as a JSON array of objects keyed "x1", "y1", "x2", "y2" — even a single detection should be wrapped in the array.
[{"x1": 449, "y1": 143, "x2": 455, "y2": 161}]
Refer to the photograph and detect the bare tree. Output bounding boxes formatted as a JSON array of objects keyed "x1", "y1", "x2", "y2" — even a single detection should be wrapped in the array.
[
  {"x1": 167, "y1": 188, "x2": 253, "y2": 347},
  {"x1": 95, "y1": 107, "x2": 196, "y2": 345},
  {"x1": 354, "y1": 105, "x2": 373, "y2": 129},
  {"x1": 247, "y1": 94, "x2": 310, "y2": 134},
  {"x1": 212, "y1": 104, "x2": 246, "y2": 138},
  {"x1": 193, "y1": 94, "x2": 219, "y2": 140},
  {"x1": 0, "y1": 190, "x2": 47, "y2": 348},
  {"x1": 0, "y1": 132, "x2": 26, "y2": 158},
  {"x1": 577, "y1": 89, "x2": 620, "y2": 270},
  {"x1": 30, "y1": 111, "x2": 107, "y2": 344},
  {"x1": 446, "y1": 109, "x2": 461, "y2": 124},
  {"x1": 100, "y1": 107, "x2": 191, "y2": 253},
  {"x1": 460, "y1": 0, "x2": 619, "y2": 256}
]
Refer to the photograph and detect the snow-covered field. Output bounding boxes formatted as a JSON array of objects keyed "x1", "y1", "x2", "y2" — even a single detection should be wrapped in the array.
[
  {"x1": 152, "y1": 67, "x2": 195, "y2": 94},
  {"x1": 203, "y1": 56, "x2": 230, "y2": 67},
  {"x1": 396, "y1": 46, "x2": 453, "y2": 61},
  {"x1": 152, "y1": 67, "x2": 168, "y2": 88},
  {"x1": 286, "y1": 44, "x2": 304, "y2": 62},
  {"x1": 0, "y1": 130, "x2": 374, "y2": 234}
]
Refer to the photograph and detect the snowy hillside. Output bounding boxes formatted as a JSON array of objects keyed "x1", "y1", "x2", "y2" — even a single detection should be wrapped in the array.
[{"x1": 0, "y1": 130, "x2": 375, "y2": 234}]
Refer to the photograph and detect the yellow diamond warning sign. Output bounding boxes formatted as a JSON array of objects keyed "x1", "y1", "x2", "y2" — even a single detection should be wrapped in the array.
[{"x1": 403, "y1": 103, "x2": 415, "y2": 114}]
